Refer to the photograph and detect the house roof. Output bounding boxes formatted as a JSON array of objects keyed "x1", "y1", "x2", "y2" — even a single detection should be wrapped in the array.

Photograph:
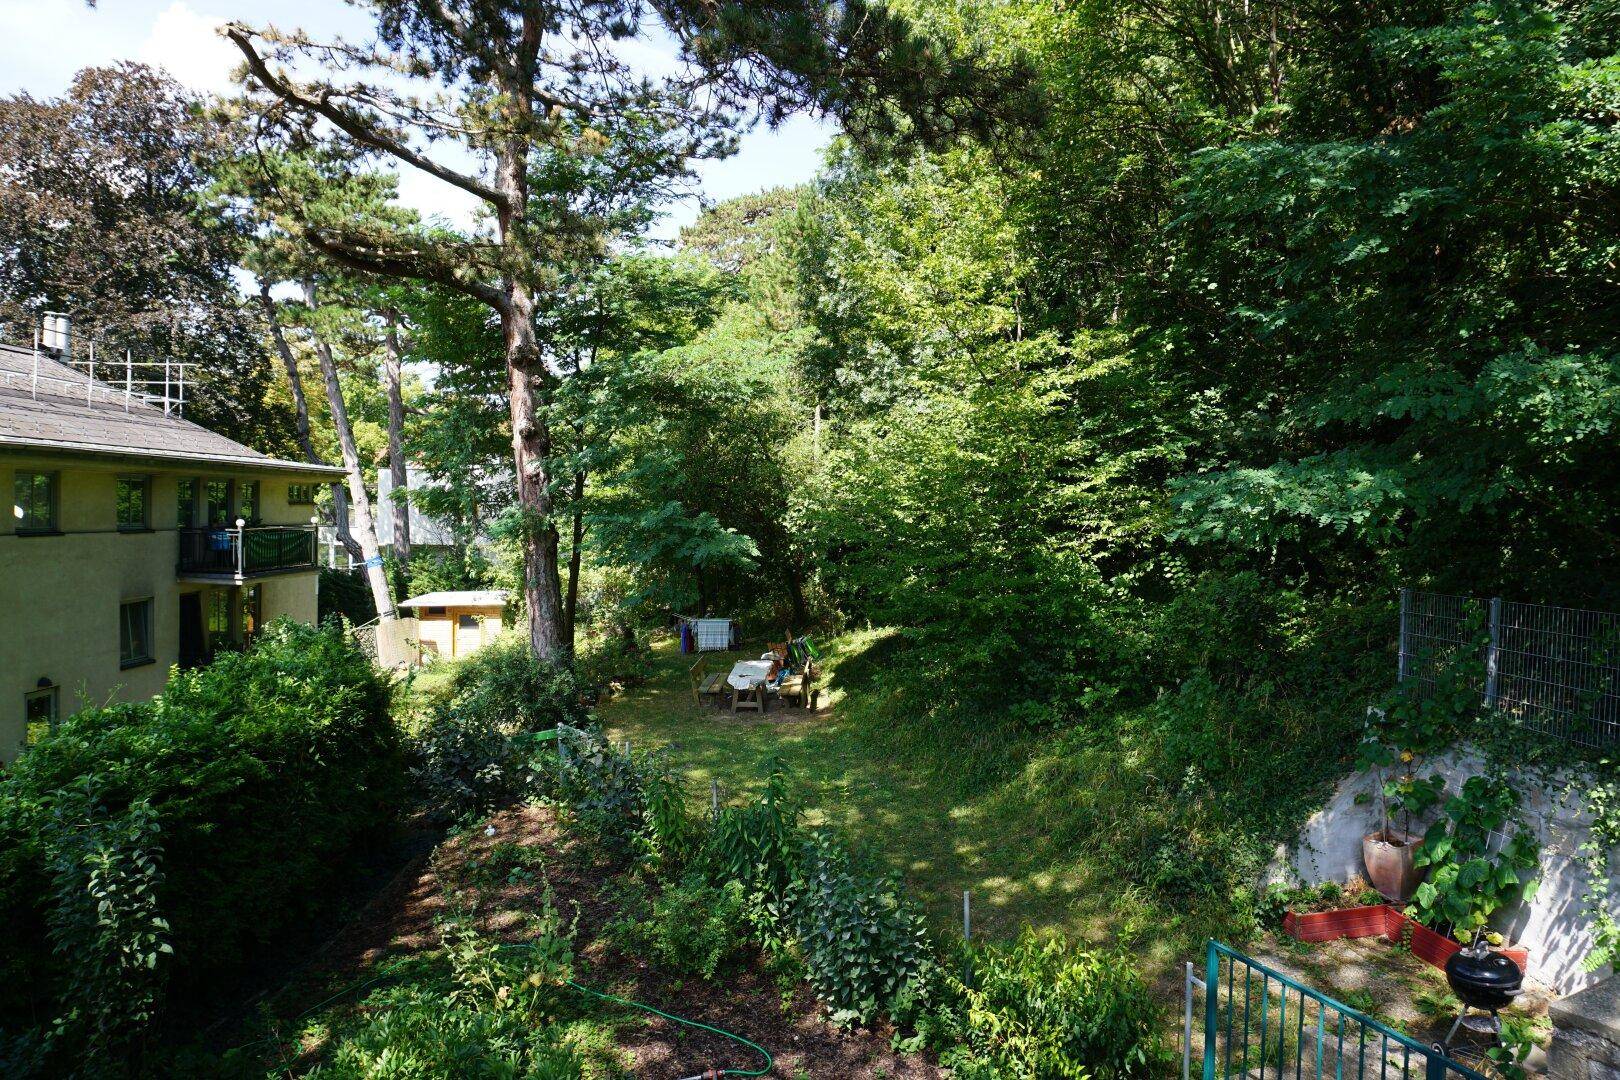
[
  {"x1": 398, "y1": 590, "x2": 509, "y2": 609},
  {"x1": 0, "y1": 343, "x2": 344, "y2": 476}
]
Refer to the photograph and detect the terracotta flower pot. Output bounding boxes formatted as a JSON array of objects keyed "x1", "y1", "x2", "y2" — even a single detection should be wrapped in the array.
[{"x1": 1363, "y1": 830, "x2": 1425, "y2": 902}]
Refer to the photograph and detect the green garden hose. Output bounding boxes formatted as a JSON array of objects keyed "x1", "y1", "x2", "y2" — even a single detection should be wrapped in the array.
[
  {"x1": 498, "y1": 941, "x2": 774, "y2": 1078},
  {"x1": 236, "y1": 954, "x2": 773, "y2": 1080},
  {"x1": 565, "y1": 977, "x2": 774, "y2": 1078}
]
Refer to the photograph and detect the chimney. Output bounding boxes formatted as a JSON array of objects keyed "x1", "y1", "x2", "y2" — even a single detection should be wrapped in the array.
[{"x1": 40, "y1": 313, "x2": 71, "y2": 356}]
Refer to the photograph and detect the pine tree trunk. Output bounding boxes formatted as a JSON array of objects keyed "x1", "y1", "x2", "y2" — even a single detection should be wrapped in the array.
[
  {"x1": 305, "y1": 281, "x2": 395, "y2": 625},
  {"x1": 564, "y1": 469, "x2": 585, "y2": 651},
  {"x1": 494, "y1": 67, "x2": 567, "y2": 662},
  {"x1": 383, "y1": 311, "x2": 411, "y2": 577},
  {"x1": 500, "y1": 289, "x2": 566, "y2": 660}
]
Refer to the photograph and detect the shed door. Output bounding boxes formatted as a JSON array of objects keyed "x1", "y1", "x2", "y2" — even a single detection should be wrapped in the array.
[{"x1": 456, "y1": 614, "x2": 481, "y2": 657}]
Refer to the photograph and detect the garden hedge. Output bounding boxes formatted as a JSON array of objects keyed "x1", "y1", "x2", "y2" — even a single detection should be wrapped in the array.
[{"x1": 0, "y1": 620, "x2": 404, "y2": 1064}]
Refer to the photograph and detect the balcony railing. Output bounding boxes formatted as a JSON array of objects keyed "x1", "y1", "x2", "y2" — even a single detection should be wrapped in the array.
[{"x1": 177, "y1": 526, "x2": 318, "y2": 577}]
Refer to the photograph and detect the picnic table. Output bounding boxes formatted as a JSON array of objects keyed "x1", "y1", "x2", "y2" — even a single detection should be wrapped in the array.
[
  {"x1": 728, "y1": 658, "x2": 774, "y2": 713},
  {"x1": 726, "y1": 659, "x2": 774, "y2": 690}
]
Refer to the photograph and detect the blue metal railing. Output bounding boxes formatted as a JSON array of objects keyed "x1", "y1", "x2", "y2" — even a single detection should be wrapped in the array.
[{"x1": 1197, "y1": 942, "x2": 1487, "y2": 1080}]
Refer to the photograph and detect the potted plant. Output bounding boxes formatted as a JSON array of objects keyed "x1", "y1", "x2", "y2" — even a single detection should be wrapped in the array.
[{"x1": 1355, "y1": 669, "x2": 1471, "y2": 902}]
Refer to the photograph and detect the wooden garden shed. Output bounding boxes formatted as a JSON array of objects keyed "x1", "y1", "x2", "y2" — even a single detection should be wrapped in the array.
[{"x1": 397, "y1": 590, "x2": 508, "y2": 661}]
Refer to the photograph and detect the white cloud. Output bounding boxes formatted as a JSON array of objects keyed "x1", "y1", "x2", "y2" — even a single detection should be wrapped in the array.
[{"x1": 136, "y1": 2, "x2": 238, "y2": 95}]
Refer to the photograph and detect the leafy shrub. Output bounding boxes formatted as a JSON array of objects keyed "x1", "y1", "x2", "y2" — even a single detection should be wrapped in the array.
[
  {"x1": 444, "y1": 635, "x2": 588, "y2": 734},
  {"x1": 314, "y1": 985, "x2": 586, "y2": 1079},
  {"x1": 0, "y1": 620, "x2": 402, "y2": 1069},
  {"x1": 574, "y1": 633, "x2": 656, "y2": 701},
  {"x1": 939, "y1": 930, "x2": 1165, "y2": 1080},
  {"x1": 701, "y1": 762, "x2": 802, "y2": 924},
  {"x1": 1410, "y1": 773, "x2": 1540, "y2": 939},
  {"x1": 440, "y1": 894, "x2": 575, "y2": 1015},
  {"x1": 557, "y1": 727, "x2": 652, "y2": 855},
  {"x1": 414, "y1": 637, "x2": 592, "y2": 816},
  {"x1": 412, "y1": 637, "x2": 587, "y2": 817},
  {"x1": 555, "y1": 726, "x2": 694, "y2": 864},
  {"x1": 42, "y1": 790, "x2": 171, "y2": 1068},
  {"x1": 789, "y1": 829, "x2": 934, "y2": 1026},
  {"x1": 607, "y1": 873, "x2": 749, "y2": 979},
  {"x1": 414, "y1": 707, "x2": 557, "y2": 819}
]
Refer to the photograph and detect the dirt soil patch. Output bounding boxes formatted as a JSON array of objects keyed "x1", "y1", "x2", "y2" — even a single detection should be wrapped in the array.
[{"x1": 285, "y1": 803, "x2": 941, "y2": 1079}]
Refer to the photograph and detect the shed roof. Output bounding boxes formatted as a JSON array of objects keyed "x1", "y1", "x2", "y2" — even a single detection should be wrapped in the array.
[
  {"x1": 0, "y1": 343, "x2": 344, "y2": 476},
  {"x1": 398, "y1": 590, "x2": 509, "y2": 609}
]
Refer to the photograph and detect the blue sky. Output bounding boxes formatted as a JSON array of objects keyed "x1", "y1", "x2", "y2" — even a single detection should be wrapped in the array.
[{"x1": 0, "y1": 0, "x2": 835, "y2": 239}]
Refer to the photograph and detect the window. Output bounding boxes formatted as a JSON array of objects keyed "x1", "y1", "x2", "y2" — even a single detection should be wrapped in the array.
[
  {"x1": 288, "y1": 483, "x2": 316, "y2": 505},
  {"x1": 458, "y1": 614, "x2": 480, "y2": 630},
  {"x1": 207, "y1": 589, "x2": 232, "y2": 642},
  {"x1": 119, "y1": 598, "x2": 154, "y2": 669},
  {"x1": 177, "y1": 478, "x2": 197, "y2": 528},
  {"x1": 116, "y1": 476, "x2": 149, "y2": 531},
  {"x1": 426, "y1": 606, "x2": 447, "y2": 616},
  {"x1": 25, "y1": 683, "x2": 58, "y2": 746},
  {"x1": 13, "y1": 471, "x2": 56, "y2": 533},
  {"x1": 243, "y1": 585, "x2": 262, "y2": 643},
  {"x1": 240, "y1": 481, "x2": 260, "y2": 525},
  {"x1": 205, "y1": 479, "x2": 232, "y2": 526}
]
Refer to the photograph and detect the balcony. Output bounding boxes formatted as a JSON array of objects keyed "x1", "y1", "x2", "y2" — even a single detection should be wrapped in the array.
[{"x1": 177, "y1": 526, "x2": 318, "y2": 581}]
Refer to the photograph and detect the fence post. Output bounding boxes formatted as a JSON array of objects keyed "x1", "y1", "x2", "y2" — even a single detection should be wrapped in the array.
[
  {"x1": 1202, "y1": 941, "x2": 1220, "y2": 1080},
  {"x1": 1184, "y1": 961, "x2": 1196, "y2": 1080},
  {"x1": 1398, "y1": 587, "x2": 1411, "y2": 681},
  {"x1": 1485, "y1": 596, "x2": 1502, "y2": 708}
]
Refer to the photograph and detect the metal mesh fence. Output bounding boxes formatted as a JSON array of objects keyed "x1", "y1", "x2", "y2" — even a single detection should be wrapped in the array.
[{"x1": 1399, "y1": 589, "x2": 1620, "y2": 750}]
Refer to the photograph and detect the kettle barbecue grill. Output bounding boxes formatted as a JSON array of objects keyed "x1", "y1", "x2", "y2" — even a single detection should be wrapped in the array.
[{"x1": 1435, "y1": 943, "x2": 1523, "y2": 1050}]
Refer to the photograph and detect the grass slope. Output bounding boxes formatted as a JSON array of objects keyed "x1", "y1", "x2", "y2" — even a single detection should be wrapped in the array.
[{"x1": 600, "y1": 628, "x2": 1326, "y2": 984}]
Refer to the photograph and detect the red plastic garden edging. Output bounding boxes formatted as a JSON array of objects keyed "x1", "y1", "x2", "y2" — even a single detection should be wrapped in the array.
[{"x1": 1282, "y1": 903, "x2": 1529, "y2": 973}]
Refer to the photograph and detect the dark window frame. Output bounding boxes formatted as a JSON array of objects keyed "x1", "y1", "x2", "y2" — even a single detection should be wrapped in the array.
[
  {"x1": 205, "y1": 479, "x2": 233, "y2": 527},
  {"x1": 240, "y1": 480, "x2": 261, "y2": 526},
  {"x1": 119, "y1": 597, "x2": 155, "y2": 669},
  {"x1": 116, "y1": 475, "x2": 150, "y2": 532},
  {"x1": 243, "y1": 584, "x2": 263, "y2": 643},
  {"x1": 287, "y1": 482, "x2": 317, "y2": 505},
  {"x1": 13, "y1": 470, "x2": 58, "y2": 534},
  {"x1": 25, "y1": 684, "x2": 58, "y2": 746},
  {"x1": 177, "y1": 477, "x2": 198, "y2": 528},
  {"x1": 207, "y1": 588, "x2": 233, "y2": 643}
]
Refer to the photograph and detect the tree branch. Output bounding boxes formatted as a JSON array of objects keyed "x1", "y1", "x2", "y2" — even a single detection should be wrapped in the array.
[
  {"x1": 226, "y1": 23, "x2": 510, "y2": 211},
  {"x1": 300, "y1": 228, "x2": 512, "y2": 316}
]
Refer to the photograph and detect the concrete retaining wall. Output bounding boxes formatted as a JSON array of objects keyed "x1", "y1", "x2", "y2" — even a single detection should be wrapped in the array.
[
  {"x1": 1550, "y1": 975, "x2": 1620, "y2": 1079},
  {"x1": 1273, "y1": 743, "x2": 1616, "y2": 995}
]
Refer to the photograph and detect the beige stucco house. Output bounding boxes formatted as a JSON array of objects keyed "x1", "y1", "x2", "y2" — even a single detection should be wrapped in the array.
[{"x1": 0, "y1": 341, "x2": 344, "y2": 761}]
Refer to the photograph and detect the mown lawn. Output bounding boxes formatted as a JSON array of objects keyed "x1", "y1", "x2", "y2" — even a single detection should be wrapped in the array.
[{"x1": 599, "y1": 629, "x2": 1226, "y2": 984}]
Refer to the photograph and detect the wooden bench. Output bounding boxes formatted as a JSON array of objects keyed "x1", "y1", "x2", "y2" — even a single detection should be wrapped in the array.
[
  {"x1": 777, "y1": 663, "x2": 818, "y2": 710},
  {"x1": 772, "y1": 635, "x2": 820, "y2": 711},
  {"x1": 689, "y1": 657, "x2": 729, "y2": 707}
]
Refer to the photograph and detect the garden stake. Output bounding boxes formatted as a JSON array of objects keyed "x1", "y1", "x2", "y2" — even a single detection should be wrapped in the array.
[
  {"x1": 711, "y1": 778, "x2": 720, "y2": 818},
  {"x1": 963, "y1": 889, "x2": 973, "y2": 987}
]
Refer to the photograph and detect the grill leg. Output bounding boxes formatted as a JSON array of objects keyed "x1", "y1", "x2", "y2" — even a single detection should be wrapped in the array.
[{"x1": 1443, "y1": 1011, "x2": 1467, "y2": 1050}]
